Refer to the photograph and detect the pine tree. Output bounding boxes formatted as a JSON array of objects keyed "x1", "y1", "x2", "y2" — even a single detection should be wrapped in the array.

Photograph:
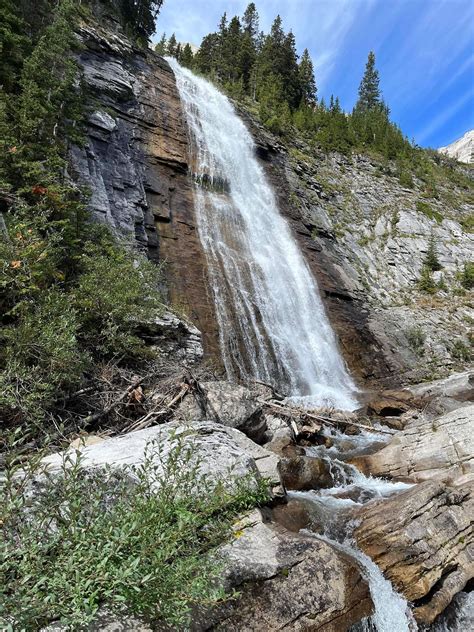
[
  {"x1": 298, "y1": 48, "x2": 317, "y2": 106},
  {"x1": 154, "y1": 32, "x2": 167, "y2": 55},
  {"x1": 167, "y1": 33, "x2": 177, "y2": 57},
  {"x1": 355, "y1": 51, "x2": 381, "y2": 112},
  {"x1": 194, "y1": 33, "x2": 219, "y2": 74},
  {"x1": 180, "y1": 43, "x2": 194, "y2": 68},
  {"x1": 424, "y1": 236, "x2": 442, "y2": 271},
  {"x1": 242, "y1": 3, "x2": 259, "y2": 39}
]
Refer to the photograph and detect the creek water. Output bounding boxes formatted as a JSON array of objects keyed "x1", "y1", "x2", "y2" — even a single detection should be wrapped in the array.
[{"x1": 167, "y1": 58, "x2": 357, "y2": 411}]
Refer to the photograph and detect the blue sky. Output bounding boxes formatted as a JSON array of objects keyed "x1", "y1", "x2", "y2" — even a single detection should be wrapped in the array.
[{"x1": 154, "y1": 0, "x2": 474, "y2": 148}]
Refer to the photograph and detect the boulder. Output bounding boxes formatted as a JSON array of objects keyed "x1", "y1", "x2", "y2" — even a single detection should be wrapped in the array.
[
  {"x1": 212, "y1": 510, "x2": 373, "y2": 631},
  {"x1": 135, "y1": 310, "x2": 203, "y2": 364},
  {"x1": 366, "y1": 389, "x2": 419, "y2": 417},
  {"x1": 175, "y1": 381, "x2": 267, "y2": 443},
  {"x1": 42, "y1": 420, "x2": 281, "y2": 494},
  {"x1": 279, "y1": 456, "x2": 333, "y2": 491},
  {"x1": 407, "y1": 371, "x2": 474, "y2": 417},
  {"x1": 351, "y1": 404, "x2": 474, "y2": 483},
  {"x1": 354, "y1": 480, "x2": 474, "y2": 624}
]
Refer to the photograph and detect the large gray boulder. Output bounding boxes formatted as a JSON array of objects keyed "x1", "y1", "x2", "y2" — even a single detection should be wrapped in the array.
[
  {"x1": 352, "y1": 404, "x2": 474, "y2": 484},
  {"x1": 175, "y1": 380, "x2": 269, "y2": 443},
  {"x1": 42, "y1": 420, "x2": 281, "y2": 493}
]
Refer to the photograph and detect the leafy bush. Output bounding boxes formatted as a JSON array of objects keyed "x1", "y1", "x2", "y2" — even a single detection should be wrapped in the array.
[
  {"x1": 74, "y1": 237, "x2": 164, "y2": 359},
  {"x1": 451, "y1": 339, "x2": 472, "y2": 362},
  {"x1": 0, "y1": 435, "x2": 270, "y2": 630},
  {"x1": 0, "y1": 289, "x2": 88, "y2": 425},
  {"x1": 406, "y1": 326, "x2": 425, "y2": 354}
]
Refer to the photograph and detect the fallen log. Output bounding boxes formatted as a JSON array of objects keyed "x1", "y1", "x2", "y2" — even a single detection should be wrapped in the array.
[{"x1": 263, "y1": 401, "x2": 395, "y2": 435}]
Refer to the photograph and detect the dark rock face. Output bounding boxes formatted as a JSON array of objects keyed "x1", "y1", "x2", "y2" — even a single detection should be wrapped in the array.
[{"x1": 71, "y1": 19, "x2": 220, "y2": 359}]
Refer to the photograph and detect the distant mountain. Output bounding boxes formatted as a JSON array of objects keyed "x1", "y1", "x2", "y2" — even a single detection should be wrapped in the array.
[{"x1": 438, "y1": 130, "x2": 474, "y2": 163}]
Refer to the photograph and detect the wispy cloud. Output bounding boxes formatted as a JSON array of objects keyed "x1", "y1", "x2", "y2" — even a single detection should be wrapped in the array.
[{"x1": 416, "y1": 90, "x2": 472, "y2": 145}]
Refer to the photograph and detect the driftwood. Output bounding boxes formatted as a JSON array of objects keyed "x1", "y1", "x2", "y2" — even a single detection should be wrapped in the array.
[
  {"x1": 80, "y1": 375, "x2": 148, "y2": 428},
  {"x1": 123, "y1": 383, "x2": 189, "y2": 433},
  {"x1": 263, "y1": 401, "x2": 395, "y2": 435}
]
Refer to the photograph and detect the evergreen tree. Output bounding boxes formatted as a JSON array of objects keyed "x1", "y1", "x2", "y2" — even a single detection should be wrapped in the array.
[
  {"x1": 119, "y1": 0, "x2": 165, "y2": 41},
  {"x1": 242, "y1": 3, "x2": 259, "y2": 38},
  {"x1": 0, "y1": 0, "x2": 31, "y2": 93},
  {"x1": 424, "y1": 236, "x2": 442, "y2": 271},
  {"x1": 194, "y1": 33, "x2": 219, "y2": 75},
  {"x1": 154, "y1": 32, "x2": 167, "y2": 55},
  {"x1": 180, "y1": 43, "x2": 194, "y2": 68},
  {"x1": 298, "y1": 48, "x2": 317, "y2": 106},
  {"x1": 167, "y1": 32, "x2": 177, "y2": 56},
  {"x1": 355, "y1": 51, "x2": 381, "y2": 112}
]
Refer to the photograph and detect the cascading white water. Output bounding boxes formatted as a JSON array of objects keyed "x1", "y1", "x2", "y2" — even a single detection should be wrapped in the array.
[{"x1": 167, "y1": 58, "x2": 357, "y2": 410}]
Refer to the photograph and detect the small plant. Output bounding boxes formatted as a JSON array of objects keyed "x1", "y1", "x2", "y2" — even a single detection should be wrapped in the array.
[
  {"x1": 417, "y1": 265, "x2": 437, "y2": 294},
  {"x1": 460, "y1": 261, "x2": 474, "y2": 290},
  {"x1": 406, "y1": 326, "x2": 425, "y2": 354},
  {"x1": 451, "y1": 339, "x2": 472, "y2": 362},
  {"x1": 416, "y1": 201, "x2": 443, "y2": 224},
  {"x1": 423, "y1": 236, "x2": 442, "y2": 271},
  {"x1": 0, "y1": 435, "x2": 271, "y2": 630}
]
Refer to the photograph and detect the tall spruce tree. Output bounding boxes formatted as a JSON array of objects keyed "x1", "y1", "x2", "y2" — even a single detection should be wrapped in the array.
[
  {"x1": 355, "y1": 51, "x2": 381, "y2": 112},
  {"x1": 298, "y1": 48, "x2": 317, "y2": 106},
  {"x1": 167, "y1": 32, "x2": 177, "y2": 56}
]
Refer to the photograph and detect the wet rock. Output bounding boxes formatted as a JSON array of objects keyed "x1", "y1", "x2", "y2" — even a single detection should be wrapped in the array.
[
  {"x1": 213, "y1": 510, "x2": 373, "y2": 631},
  {"x1": 354, "y1": 480, "x2": 474, "y2": 624},
  {"x1": 279, "y1": 456, "x2": 333, "y2": 491},
  {"x1": 352, "y1": 404, "x2": 474, "y2": 483},
  {"x1": 272, "y1": 499, "x2": 311, "y2": 533},
  {"x1": 427, "y1": 590, "x2": 474, "y2": 632}
]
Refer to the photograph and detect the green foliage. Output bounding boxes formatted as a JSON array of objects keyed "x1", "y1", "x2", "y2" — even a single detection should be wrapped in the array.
[
  {"x1": 74, "y1": 237, "x2": 163, "y2": 359},
  {"x1": 417, "y1": 265, "x2": 437, "y2": 294},
  {"x1": 416, "y1": 200, "x2": 443, "y2": 224},
  {"x1": 460, "y1": 213, "x2": 474, "y2": 233},
  {"x1": 0, "y1": 435, "x2": 271, "y2": 630},
  {"x1": 406, "y1": 326, "x2": 425, "y2": 354},
  {"x1": 119, "y1": 0, "x2": 165, "y2": 43},
  {"x1": 450, "y1": 339, "x2": 472, "y2": 362},
  {"x1": 460, "y1": 261, "x2": 474, "y2": 290},
  {"x1": 423, "y1": 236, "x2": 442, "y2": 272},
  {"x1": 0, "y1": 289, "x2": 88, "y2": 425},
  {"x1": 354, "y1": 51, "x2": 381, "y2": 113}
]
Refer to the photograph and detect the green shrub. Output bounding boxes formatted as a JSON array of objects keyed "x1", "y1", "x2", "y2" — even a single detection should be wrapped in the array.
[
  {"x1": 460, "y1": 261, "x2": 474, "y2": 290},
  {"x1": 0, "y1": 435, "x2": 271, "y2": 630},
  {"x1": 74, "y1": 238, "x2": 164, "y2": 359},
  {"x1": 416, "y1": 201, "x2": 443, "y2": 224},
  {"x1": 451, "y1": 339, "x2": 472, "y2": 362},
  {"x1": 0, "y1": 289, "x2": 88, "y2": 425},
  {"x1": 406, "y1": 326, "x2": 425, "y2": 354},
  {"x1": 460, "y1": 213, "x2": 474, "y2": 233},
  {"x1": 417, "y1": 265, "x2": 437, "y2": 294}
]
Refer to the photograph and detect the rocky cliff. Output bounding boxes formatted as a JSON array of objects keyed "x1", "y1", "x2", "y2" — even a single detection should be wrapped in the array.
[
  {"x1": 439, "y1": 130, "x2": 474, "y2": 164},
  {"x1": 70, "y1": 10, "x2": 473, "y2": 393}
]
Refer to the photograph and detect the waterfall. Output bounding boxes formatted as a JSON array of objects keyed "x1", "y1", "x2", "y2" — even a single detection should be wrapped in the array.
[{"x1": 168, "y1": 59, "x2": 357, "y2": 411}]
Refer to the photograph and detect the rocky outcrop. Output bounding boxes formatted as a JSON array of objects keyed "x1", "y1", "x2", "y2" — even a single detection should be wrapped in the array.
[
  {"x1": 175, "y1": 380, "x2": 270, "y2": 443},
  {"x1": 354, "y1": 480, "x2": 474, "y2": 624},
  {"x1": 71, "y1": 16, "x2": 220, "y2": 359},
  {"x1": 136, "y1": 309, "x2": 203, "y2": 363},
  {"x1": 352, "y1": 404, "x2": 474, "y2": 483},
  {"x1": 42, "y1": 420, "x2": 281, "y2": 493},
  {"x1": 439, "y1": 130, "x2": 474, "y2": 164},
  {"x1": 213, "y1": 510, "x2": 372, "y2": 631}
]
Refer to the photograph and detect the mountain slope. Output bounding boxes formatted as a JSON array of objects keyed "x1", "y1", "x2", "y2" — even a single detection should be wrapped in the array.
[{"x1": 439, "y1": 130, "x2": 474, "y2": 163}]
